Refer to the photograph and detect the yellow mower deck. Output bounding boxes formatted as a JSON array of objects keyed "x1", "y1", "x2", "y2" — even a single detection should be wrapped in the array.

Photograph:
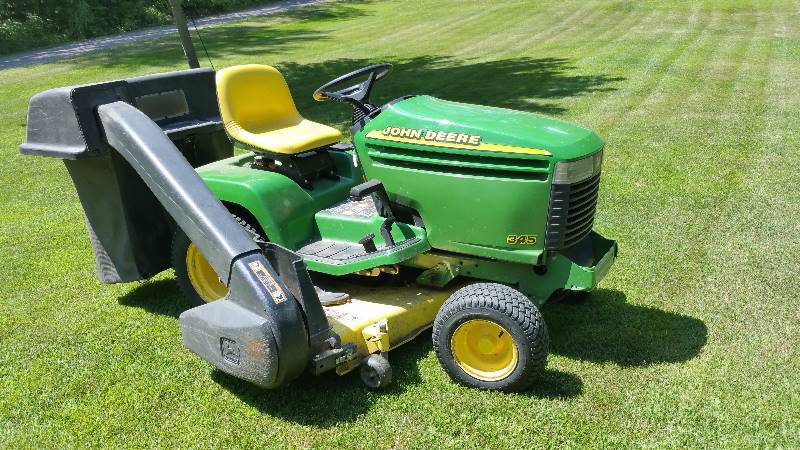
[{"x1": 324, "y1": 281, "x2": 463, "y2": 374}]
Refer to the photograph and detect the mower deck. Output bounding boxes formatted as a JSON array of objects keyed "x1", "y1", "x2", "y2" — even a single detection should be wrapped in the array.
[{"x1": 323, "y1": 281, "x2": 462, "y2": 374}]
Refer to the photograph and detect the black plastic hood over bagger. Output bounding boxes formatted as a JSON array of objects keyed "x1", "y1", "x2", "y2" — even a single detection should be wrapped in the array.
[
  {"x1": 20, "y1": 68, "x2": 232, "y2": 282},
  {"x1": 19, "y1": 68, "x2": 320, "y2": 388}
]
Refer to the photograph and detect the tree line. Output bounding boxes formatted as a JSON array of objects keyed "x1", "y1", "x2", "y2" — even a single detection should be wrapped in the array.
[{"x1": 0, "y1": 0, "x2": 271, "y2": 55}]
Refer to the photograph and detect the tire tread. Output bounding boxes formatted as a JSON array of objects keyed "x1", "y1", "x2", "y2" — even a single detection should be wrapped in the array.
[{"x1": 432, "y1": 283, "x2": 549, "y2": 391}]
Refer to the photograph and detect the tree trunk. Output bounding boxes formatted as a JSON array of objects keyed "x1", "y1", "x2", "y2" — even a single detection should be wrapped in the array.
[{"x1": 168, "y1": 0, "x2": 200, "y2": 69}]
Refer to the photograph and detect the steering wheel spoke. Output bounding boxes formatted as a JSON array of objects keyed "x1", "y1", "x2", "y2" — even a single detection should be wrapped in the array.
[
  {"x1": 331, "y1": 83, "x2": 363, "y2": 99},
  {"x1": 313, "y1": 63, "x2": 392, "y2": 114}
]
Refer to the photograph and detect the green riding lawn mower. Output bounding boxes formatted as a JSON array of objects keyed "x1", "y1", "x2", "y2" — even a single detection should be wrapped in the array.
[{"x1": 20, "y1": 63, "x2": 617, "y2": 391}]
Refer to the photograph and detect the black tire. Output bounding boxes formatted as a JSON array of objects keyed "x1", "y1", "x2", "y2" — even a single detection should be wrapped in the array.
[
  {"x1": 172, "y1": 214, "x2": 265, "y2": 307},
  {"x1": 432, "y1": 283, "x2": 549, "y2": 391},
  {"x1": 360, "y1": 354, "x2": 392, "y2": 389}
]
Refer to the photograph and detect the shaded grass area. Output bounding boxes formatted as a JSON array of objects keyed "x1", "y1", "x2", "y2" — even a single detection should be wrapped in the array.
[{"x1": 0, "y1": 0, "x2": 799, "y2": 447}]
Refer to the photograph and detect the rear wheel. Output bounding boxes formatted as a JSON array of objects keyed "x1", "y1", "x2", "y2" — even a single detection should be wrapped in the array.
[
  {"x1": 172, "y1": 214, "x2": 264, "y2": 307},
  {"x1": 432, "y1": 283, "x2": 549, "y2": 391}
]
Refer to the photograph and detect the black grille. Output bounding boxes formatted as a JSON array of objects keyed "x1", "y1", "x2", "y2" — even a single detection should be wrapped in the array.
[{"x1": 545, "y1": 173, "x2": 601, "y2": 250}]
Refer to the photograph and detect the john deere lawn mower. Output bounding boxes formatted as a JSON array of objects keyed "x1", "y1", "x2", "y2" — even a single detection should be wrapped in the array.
[{"x1": 20, "y1": 63, "x2": 616, "y2": 391}]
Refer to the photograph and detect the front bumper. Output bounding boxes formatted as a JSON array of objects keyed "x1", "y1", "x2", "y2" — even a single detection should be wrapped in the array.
[
  {"x1": 564, "y1": 231, "x2": 618, "y2": 291},
  {"x1": 513, "y1": 231, "x2": 617, "y2": 305},
  {"x1": 556, "y1": 231, "x2": 618, "y2": 292}
]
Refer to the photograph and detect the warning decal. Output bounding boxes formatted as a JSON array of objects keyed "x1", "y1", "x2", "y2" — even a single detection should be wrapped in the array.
[{"x1": 248, "y1": 260, "x2": 287, "y2": 304}]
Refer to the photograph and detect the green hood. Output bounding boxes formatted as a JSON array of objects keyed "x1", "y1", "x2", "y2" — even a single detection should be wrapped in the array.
[{"x1": 363, "y1": 95, "x2": 603, "y2": 160}]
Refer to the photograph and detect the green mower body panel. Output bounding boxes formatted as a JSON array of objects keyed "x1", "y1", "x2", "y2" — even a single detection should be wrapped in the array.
[
  {"x1": 353, "y1": 95, "x2": 604, "y2": 265},
  {"x1": 197, "y1": 151, "x2": 358, "y2": 250},
  {"x1": 197, "y1": 150, "x2": 430, "y2": 275},
  {"x1": 197, "y1": 94, "x2": 610, "y2": 286},
  {"x1": 407, "y1": 231, "x2": 617, "y2": 305},
  {"x1": 364, "y1": 96, "x2": 603, "y2": 159}
]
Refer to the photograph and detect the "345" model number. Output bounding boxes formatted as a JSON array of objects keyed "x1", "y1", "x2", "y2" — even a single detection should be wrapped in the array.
[{"x1": 506, "y1": 234, "x2": 537, "y2": 245}]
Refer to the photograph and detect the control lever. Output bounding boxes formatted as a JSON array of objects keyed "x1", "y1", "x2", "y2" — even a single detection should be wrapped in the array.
[{"x1": 349, "y1": 179, "x2": 395, "y2": 218}]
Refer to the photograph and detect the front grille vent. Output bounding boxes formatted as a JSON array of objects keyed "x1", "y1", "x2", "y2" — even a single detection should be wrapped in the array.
[
  {"x1": 367, "y1": 145, "x2": 549, "y2": 181},
  {"x1": 545, "y1": 173, "x2": 601, "y2": 249}
]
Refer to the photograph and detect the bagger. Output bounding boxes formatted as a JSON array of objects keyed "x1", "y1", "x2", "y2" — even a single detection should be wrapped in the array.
[{"x1": 20, "y1": 63, "x2": 617, "y2": 391}]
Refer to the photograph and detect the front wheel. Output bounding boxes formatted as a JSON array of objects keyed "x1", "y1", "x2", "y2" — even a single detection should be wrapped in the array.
[{"x1": 432, "y1": 283, "x2": 549, "y2": 391}]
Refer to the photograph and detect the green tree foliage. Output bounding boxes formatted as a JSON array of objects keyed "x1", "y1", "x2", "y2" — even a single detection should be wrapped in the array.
[{"x1": 0, "y1": 0, "x2": 271, "y2": 54}]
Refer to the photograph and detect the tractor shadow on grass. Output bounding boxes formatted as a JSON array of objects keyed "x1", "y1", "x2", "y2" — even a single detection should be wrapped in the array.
[
  {"x1": 120, "y1": 280, "x2": 584, "y2": 423},
  {"x1": 211, "y1": 328, "x2": 583, "y2": 426},
  {"x1": 211, "y1": 330, "x2": 432, "y2": 426},
  {"x1": 118, "y1": 278, "x2": 188, "y2": 317},
  {"x1": 523, "y1": 369, "x2": 584, "y2": 399},
  {"x1": 541, "y1": 289, "x2": 708, "y2": 366}
]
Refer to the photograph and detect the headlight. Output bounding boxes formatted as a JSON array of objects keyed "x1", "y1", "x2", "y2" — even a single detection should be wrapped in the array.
[{"x1": 552, "y1": 149, "x2": 603, "y2": 184}]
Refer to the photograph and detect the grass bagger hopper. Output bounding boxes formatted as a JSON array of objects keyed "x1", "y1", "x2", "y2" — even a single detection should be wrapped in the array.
[{"x1": 20, "y1": 63, "x2": 617, "y2": 391}]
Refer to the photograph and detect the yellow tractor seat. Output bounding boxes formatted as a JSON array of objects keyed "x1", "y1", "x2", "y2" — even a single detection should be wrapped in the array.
[{"x1": 216, "y1": 64, "x2": 343, "y2": 155}]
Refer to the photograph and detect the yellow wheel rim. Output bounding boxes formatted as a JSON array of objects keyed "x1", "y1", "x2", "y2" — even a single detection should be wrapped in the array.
[
  {"x1": 185, "y1": 243, "x2": 228, "y2": 302},
  {"x1": 450, "y1": 319, "x2": 518, "y2": 382}
]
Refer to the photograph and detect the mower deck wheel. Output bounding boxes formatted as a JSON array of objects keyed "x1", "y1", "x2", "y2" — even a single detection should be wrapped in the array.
[
  {"x1": 172, "y1": 214, "x2": 264, "y2": 307},
  {"x1": 360, "y1": 354, "x2": 392, "y2": 389},
  {"x1": 432, "y1": 283, "x2": 549, "y2": 391}
]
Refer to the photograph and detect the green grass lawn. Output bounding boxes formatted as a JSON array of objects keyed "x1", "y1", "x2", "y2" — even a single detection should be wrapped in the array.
[{"x1": 1, "y1": 0, "x2": 799, "y2": 447}]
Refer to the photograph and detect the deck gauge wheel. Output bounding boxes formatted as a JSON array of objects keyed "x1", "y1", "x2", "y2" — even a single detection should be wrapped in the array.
[{"x1": 360, "y1": 354, "x2": 392, "y2": 389}]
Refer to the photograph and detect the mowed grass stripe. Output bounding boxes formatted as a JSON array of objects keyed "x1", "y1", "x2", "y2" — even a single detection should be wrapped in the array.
[
  {"x1": 285, "y1": 1, "x2": 517, "y2": 61},
  {"x1": 485, "y1": 4, "x2": 649, "y2": 81},
  {"x1": 423, "y1": 3, "x2": 639, "y2": 114},
  {"x1": 448, "y1": 1, "x2": 602, "y2": 58},
  {"x1": 538, "y1": 12, "x2": 768, "y2": 444},
  {"x1": 647, "y1": 10, "x2": 797, "y2": 446},
  {"x1": 547, "y1": 8, "x2": 662, "y2": 121},
  {"x1": 651, "y1": 10, "x2": 770, "y2": 300},
  {"x1": 672, "y1": 14, "x2": 776, "y2": 443},
  {"x1": 685, "y1": 11, "x2": 780, "y2": 338},
  {"x1": 596, "y1": 12, "x2": 761, "y2": 315},
  {"x1": 613, "y1": 12, "x2": 745, "y2": 217},
  {"x1": 581, "y1": 9, "x2": 726, "y2": 321},
  {"x1": 595, "y1": 8, "x2": 705, "y2": 132},
  {"x1": 489, "y1": 3, "x2": 606, "y2": 58},
  {"x1": 579, "y1": 8, "x2": 713, "y2": 251}
]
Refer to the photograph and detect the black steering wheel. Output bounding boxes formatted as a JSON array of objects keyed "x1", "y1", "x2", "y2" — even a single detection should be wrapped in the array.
[{"x1": 313, "y1": 63, "x2": 392, "y2": 115}]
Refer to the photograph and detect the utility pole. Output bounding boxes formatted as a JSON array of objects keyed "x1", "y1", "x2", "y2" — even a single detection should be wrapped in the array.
[{"x1": 168, "y1": 0, "x2": 200, "y2": 68}]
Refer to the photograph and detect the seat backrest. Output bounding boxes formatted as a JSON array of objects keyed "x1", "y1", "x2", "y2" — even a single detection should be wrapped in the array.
[{"x1": 216, "y1": 65, "x2": 302, "y2": 134}]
